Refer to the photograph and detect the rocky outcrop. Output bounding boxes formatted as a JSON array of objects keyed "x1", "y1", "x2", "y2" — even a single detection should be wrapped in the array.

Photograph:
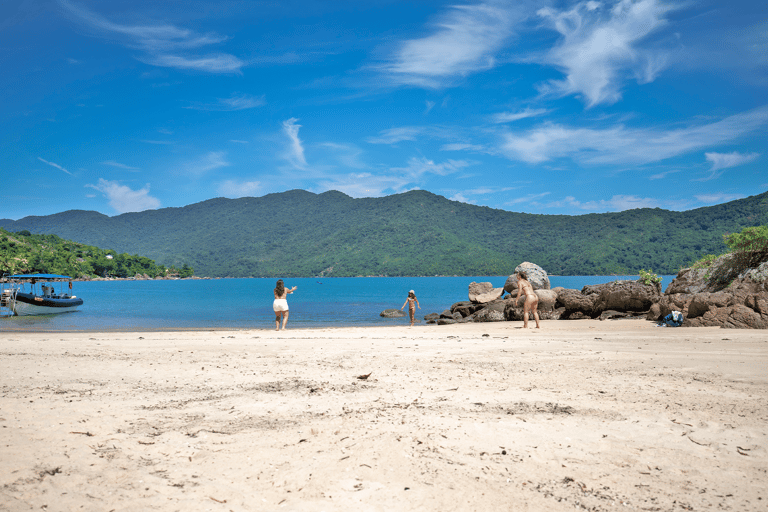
[
  {"x1": 426, "y1": 257, "x2": 767, "y2": 328},
  {"x1": 504, "y1": 262, "x2": 550, "y2": 293},
  {"x1": 380, "y1": 309, "x2": 406, "y2": 318},
  {"x1": 468, "y1": 282, "x2": 503, "y2": 303},
  {"x1": 651, "y1": 260, "x2": 768, "y2": 329},
  {"x1": 585, "y1": 280, "x2": 662, "y2": 315}
]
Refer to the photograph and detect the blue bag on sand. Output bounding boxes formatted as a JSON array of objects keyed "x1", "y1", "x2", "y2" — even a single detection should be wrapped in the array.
[{"x1": 660, "y1": 310, "x2": 684, "y2": 327}]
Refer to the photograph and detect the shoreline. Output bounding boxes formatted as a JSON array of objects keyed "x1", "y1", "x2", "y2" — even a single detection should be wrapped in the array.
[{"x1": 2, "y1": 321, "x2": 766, "y2": 510}]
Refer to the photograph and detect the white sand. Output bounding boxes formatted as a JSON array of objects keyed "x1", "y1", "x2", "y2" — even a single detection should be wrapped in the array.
[{"x1": 1, "y1": 320, "x2": 766, "y2": 511}]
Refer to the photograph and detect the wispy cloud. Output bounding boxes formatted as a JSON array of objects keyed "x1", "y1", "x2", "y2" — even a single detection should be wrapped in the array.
[
  {"x1": 542, "y1": 194, "x2": 661, "y2": 212},
  {"x1": 694, "y1": 193, "x2": 745, "y2": 205},
  {"x1": 537, "y1": 0, "x2": 673, "y2": 106},
  {"x1": 366, "y1": 127, "x2": 424, "y2": 145},
  {"x1": 441, "y1": 143, "x2": 487, "y2": 152},
  {"x1": 282, "y1": 118, "x2": 307, "y2": 169},
  {"x1": 507, "y1": 192, "x2": 551, "y2": 205},
  {"x1": 85, "y1": 178, "x2": 160, "y2": 214},
  {"x1": 184, "y1": 93, "x2": 266, "y2": 111},
  {"x1": 102, "y1": 160, "x2": 139, "y2": 171},
  {"x1": 142, "y1": 54, "x2": 243, "y2": 73},
  {"x1": 649, "y1": 169, "x2": 681, "y2": 180},
  {"x1": 218, "y1": 179, "x2": 261, "y2": 198},
  {"x1": 490, "y1": 108, "x2": 549, "y2": 123},
  {"x1": 37, "y1": 157, "x2": 72, "y2": 175},
  {"x1": 705, "y1": 151, "x2": 759, "y2": 171},
  {"x1": 695, "y1": 151, "x2": 759, "y2": 181},
  {"x1": 501, "y1": 106, "x2": 768, "y2": 166},
  {"x1": 58, "y1": 0, "x2": 243, "y2": 73},
  {"x1": 380, "y1": 1, "x2": 526, "y2": 87},
  {"x1": 185, "y1": 151, "x2": 230, "y2": 175},
  {"x1": 394, "y1": 157, "x2": 474, "y2": 178}
]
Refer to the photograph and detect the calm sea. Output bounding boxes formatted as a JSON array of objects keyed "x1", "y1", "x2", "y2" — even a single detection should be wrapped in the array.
[{"x1": 1, "y1": 275, "x2": 675, "y2": 332}]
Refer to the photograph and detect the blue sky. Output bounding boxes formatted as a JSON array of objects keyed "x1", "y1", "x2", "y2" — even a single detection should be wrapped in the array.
[{"x1": 1, "y1": 0, "x2": 766, "y2": 220}]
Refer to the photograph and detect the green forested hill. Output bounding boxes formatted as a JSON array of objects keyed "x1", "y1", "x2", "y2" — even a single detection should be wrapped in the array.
[
  {"x1": 1, "y1": 189, "x2": 767, "y2": 277},
  {"x1": 0, "y1": 228, "x2": 191, "y2": 278}
]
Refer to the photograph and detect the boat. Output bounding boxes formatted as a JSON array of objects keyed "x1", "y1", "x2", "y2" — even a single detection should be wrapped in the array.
[{"x1": 0, "y1": 274, "x2": 83, "y2": 316}]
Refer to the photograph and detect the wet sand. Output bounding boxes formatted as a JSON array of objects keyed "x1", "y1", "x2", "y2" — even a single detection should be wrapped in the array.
[{"x1": 1, "y1": 320, "x2": 766, "y2": 511}]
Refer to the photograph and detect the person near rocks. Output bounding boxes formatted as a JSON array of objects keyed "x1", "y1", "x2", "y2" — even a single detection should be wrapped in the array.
[
  {"x1": 516, "y1": 271, "x2": 540, "y2": 328},
  {"x1": 273, "y1": 279, "x2": 297, "y2": 331},
  {"x1": 401, "y1": 289, "x2": 421, "y2": 326}
]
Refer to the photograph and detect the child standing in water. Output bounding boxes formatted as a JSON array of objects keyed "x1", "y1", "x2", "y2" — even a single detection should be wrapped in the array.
[{"x1": 400, "y1": 289, "x2": 420, "y2": 326}]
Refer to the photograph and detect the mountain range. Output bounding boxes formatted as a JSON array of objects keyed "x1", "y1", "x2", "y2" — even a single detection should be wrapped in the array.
[{"x1": 2, "y1": 189, "x2": 767, "y2": 277}]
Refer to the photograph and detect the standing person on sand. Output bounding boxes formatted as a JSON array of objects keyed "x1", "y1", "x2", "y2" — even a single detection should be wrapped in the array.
[
  {"x1": 400, "y1": 289, "x2": 421, "y2": 326},
  {"x1": 273, "y1": 279, "x2": 297, "y2": 331},
  {"x1": 515, "y1": 271, "x2": 541, "y2": 329}
]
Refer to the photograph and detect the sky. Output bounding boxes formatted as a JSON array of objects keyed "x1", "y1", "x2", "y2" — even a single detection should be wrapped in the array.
[{"x1": 1, "y1": 0, "x2": 766, "y2": 220}]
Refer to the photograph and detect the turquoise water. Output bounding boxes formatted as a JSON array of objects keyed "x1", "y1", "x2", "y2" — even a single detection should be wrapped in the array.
[{"x1": 1, "y1": 275, "x2": 675, "y2": 331}]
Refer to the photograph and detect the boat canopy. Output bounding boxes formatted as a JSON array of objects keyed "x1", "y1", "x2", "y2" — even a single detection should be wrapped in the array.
[{"x1": 9, "y1": 274, "x2": 73, "y2": 280}]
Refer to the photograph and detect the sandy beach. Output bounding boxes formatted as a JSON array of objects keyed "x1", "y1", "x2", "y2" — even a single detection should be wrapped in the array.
[{"x1": 1, "y1": 320, "x2": 766, "y2": 511}]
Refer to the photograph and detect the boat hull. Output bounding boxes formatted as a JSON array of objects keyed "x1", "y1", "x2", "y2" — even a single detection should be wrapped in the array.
[{"x1": 11, "y1": 292, "x2": 83, "y2": 316}]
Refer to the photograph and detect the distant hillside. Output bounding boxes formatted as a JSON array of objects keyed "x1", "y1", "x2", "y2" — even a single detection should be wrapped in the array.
[
  {"x1": 0, "y1": 228, "x2": 190, "y2": 278},
  {"x1": 1, "y1": 189, "x2": 767, "y2": 277}
]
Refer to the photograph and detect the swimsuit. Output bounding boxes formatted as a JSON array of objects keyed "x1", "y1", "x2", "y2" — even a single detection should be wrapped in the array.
[{"x1": 273, "y1": 298, "x2": 289, "y2": 312}]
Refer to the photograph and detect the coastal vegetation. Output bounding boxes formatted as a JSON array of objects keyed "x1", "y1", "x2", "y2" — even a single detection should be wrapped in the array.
[
  {"x1": 684, "y1": 224, "x2": 768, "y2": 289},
  {"x1": 1, "y1": 189, "x2": 766, "y2": 278},
  {"x1": 0, "y1": 228, "x2": 193, "y2": 279}
]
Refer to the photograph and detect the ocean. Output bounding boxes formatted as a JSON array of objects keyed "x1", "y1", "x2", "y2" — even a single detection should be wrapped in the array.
[{"x1": 1, "y1": 275, "x2": 676, "y2": 331}]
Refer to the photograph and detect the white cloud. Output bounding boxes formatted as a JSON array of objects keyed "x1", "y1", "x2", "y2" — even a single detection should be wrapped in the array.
[
  {"x1": 501, "y1": 106, "x2": 768, "y2": 166},
  {"x1": 85, "y1": 178, "x2": 160, "y2": 213},
  {"x1": 537, "y1": 0, "x2": 673, "y2": 106},
  {"x1": 381, "y1": 1, "x2": 525, "y2": 87},
  {"x1": 694, "y1": 193, "x2": 745, "y2": 205},
  {"x1": 490, "y1": 108, "x2": 549, "y2": 123},
  {"x1": 184, "y1": 93, "x2": 265, "y2": 111},
  {"x1": 507, "y1": 192, "x2": 551, "y2": 205},
  {"x1": 317, "y1": 172, "x2": 413, "y2": 198},
  {"x1": 101, "y1": 160, "x2": 139, "y2": 171},
  {"x1": 393, "y1": 157, "x2": 473, "y2": 178},
  {"x1": 139, "y1": 54, "x2": 243, "y2": 73},
  {"x1": 542, "y1": 194, "x2": 660, "y2": 212},
  {"x1": 366, "y1": 127, "x2": 424, "y2": 145},
  {"x1": 694, "y1": 151, "x2": 759, "y2": 181},
  {"x1": 441, "y1": 142, "x2": 487, "y2": 152},
  {"x1": 185, "y1": 151, "x2": 230, "y2": 175},
  {"x1": 282, "y1": 118, "x2": 307, "y2": 169},
  {"x1": 705, "y1": 151, "x2": 759, "y2": 171},
  {"x1": 58, "y1": 0, "x2": 243, "y2": 73},
  {"x1": 649, "y1": 169, "x2": 681, "y2": 180},
  {"x1": 218, "y1": 180, "x2": 261, "y2": 198},
  {"x1": 37, "y1": 157, "x2": 72, "y2": 175}
]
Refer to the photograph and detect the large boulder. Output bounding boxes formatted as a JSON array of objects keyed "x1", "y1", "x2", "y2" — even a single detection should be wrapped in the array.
[
  {"x1": 451, "y1": 301, "x2": 485, "y2": 318},
  {"x1": 468, "y1": 282, "x2": 504, "y2": 303},
  {"x1": 471, "y1": 301, "x2": 507, "y2": 322},
  {"x1": 555, "y1": 288, "x2": 597, "y2": 316},
  {"x1": 585, "y1": 280, "x2": 662, "y2": 316},
  {"x1": 503, "y1": 262, "x2": 550, "y2": 293},
  {"x1": 380, "y1": 309, "x2": 406, "y2": 318},
  {"x1": 503, "y1": 290, "x2": 560, "y2": 321}
]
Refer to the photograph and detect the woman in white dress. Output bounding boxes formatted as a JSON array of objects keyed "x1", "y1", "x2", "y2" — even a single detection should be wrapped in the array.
[{"x1": 273, "y1": 279, "x2": 297, "y2": 330}]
